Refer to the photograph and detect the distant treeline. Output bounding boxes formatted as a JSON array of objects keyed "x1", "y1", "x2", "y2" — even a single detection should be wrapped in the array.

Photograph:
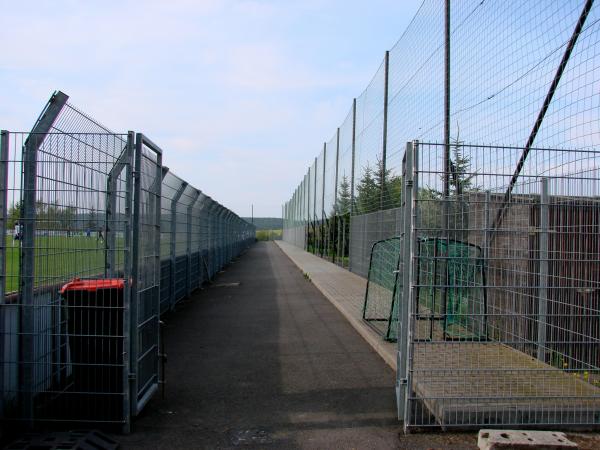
[{"x1": 241, "y1": 217, "x2": 282, "y2": 230}]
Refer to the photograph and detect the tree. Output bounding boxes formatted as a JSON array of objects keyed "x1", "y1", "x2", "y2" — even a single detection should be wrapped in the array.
[
  {"x1": 355, "y1": 164, "x2": 379, "y2": 214},
  {"x1": 388, "y1": 175, "x2": 403, "y2": 208},
  {"x1": 334, "y1": 175, "x2": 352, "y2": 215},
  {"x1": 418, "y1": 187, "x2": 443, "y2": 232},
  {"x1": 355, "y1": 157, "x2": 403, "y2": 214},
  {"x1": 374, "y1": 156, "x2": 392, "y2": 209},
  {"x1": 7, "y1": 201, "x2": 22, "y2": 229},
  {"x1": 449, "y1": 129, "x2": 477, "y2": 197}
]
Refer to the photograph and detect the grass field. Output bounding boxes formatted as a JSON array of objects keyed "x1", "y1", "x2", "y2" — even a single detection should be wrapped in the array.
[
  {"x1": 4, "y1": 234, "x2": 122, "y2": 294},
  {"x1": 255, "y1": 229, "x2": 282, "y2": 241}
]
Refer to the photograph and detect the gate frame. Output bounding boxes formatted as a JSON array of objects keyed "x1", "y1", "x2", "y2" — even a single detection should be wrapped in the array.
[{"x1": 129, "y1": 133, "x2": 163, "y2": 423}]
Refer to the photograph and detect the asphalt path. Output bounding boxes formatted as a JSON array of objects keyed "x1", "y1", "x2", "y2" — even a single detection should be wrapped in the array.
[{"x1": 119, "y1": 241, "x2": 399, "y2": 449}]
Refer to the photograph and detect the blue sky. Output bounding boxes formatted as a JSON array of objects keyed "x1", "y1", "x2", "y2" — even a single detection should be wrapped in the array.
[{"x1": 0, "y1": 0, "x2": 422, "y2": 217}]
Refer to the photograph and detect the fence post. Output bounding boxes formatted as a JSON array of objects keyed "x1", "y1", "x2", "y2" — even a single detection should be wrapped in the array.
[
  {"x1": 121, "y1": 131, "x2": 135, "y2": 433},
  {"x1": 397, "y1": 141, "x2": 416, "y2": 427},
  {"x1": 381, "y1": 50, "x2": 389, "y2": 211},
  {"x1": 484, "y1": 191, "x2": 491, "y2": 261},
  {"x1": 313, "y1": 157, "x2": 317, "y2": 254},
  {"x1": 305, "y1": 172, "x2": 310, "y2": 251},
  {"x1": 215, "y1": 207, "x2": 221, "y2": 274},
  {"x1": 105, "y1": 140, "x2": 130, "y2": 277},
  {"x1": 321, "y1": 143, "x2": 326, "y2": 257},
  {"x1": 130, "y1": 133, "x2": 143, "y2": 419},
  {"x1": 221, "y1": 209, "x2": 226, "y2": 259},
  {"x1": 187, "y1": 189, "x2": 200, "y2": 296},
  {"x1": 350, "y1": 98, "x2": 357, "y2": 217},
  {"x1": 211, "y1": 202, "x2": 217, "y2": 277},
  {"x1": 333, "y1": 128, "x2": 340, "y2": 263},
  {"x1": 226, "y1": 211, "x2": 232, "y2": 260},
  {"x1": 537, "y1": 178, "x2": 549, "y2": 362},
  {"x1": 130, "y1": 134, "x2": 163, "y2": 418},
  {"x1": 0, "y1": 131, "x2": 8, "y2": 303},
  {"x1": 205, "y1": 202, "x2": 212, "y2": 280},
  {"x1": 170, "y1": 181, "x2": 187, "y2": 309},
  {"x1": 0, "y1": 131, "x2": 8, "y2": 417},
  {"x1": 19, "y1": 91, "x2": 68, "y2": 425},
  {"x1": 349, "y1": 98, "x2": 357, "y2": 271}
]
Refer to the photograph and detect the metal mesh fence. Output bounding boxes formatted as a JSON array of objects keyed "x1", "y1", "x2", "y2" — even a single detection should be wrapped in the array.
[
  {"x1": 1, "y1": 129, "x2": 132, "y2": 428},
  {"x1": 395, "y1": 141, "x2": 600, "y2": 430},
  {"x1": 363, "y1": 237, "x2": 401, "y2": 340},
  {"x1": 282, "y1": 0, "x2": 600, "y2": 431},
  {"x1": 0, "y1": 92, "x2": 255, "y2": 432},
  {"x1": 283, "y1": 0, "x2": 600, "y2": 275}
]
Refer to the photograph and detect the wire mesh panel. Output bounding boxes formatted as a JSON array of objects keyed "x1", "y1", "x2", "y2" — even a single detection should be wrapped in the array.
[
  {"x1": 314, "y1": 150, "x2": 325, "y2": 256},
  {"x1": 174, "y1": 183, "x2": 195, "y2": 305},
  {"x1": 284, "y1": 183, "x2": 305, "y2": 249},
  {"x1": 188, "y1": 190, "x2": 203, "y2": 293},
  {"x1": 415, "y1": 238, "x2": 487, "y2": 342},
  {"x1": 197, "y1": 195, "x2": 209, "y2": 282},
  {"x1": 323, "y1": 132, "x2": 338, "y2": 261},
  {"x1": 335, "y1": 106, "x2": 354, "y2": 268},
  {"x1": 398, "y1": 141, "x2": 600, "y2": 431},
  {"x1": 349, "y1": 208, "x2": 399, "y2": 278},
  {"x1": 449, "y1": 1, "x2": 599, "y2": 150},
  {"x1": 353, "y1": 61, "x2": 385, "y2": 217},
  {"x1": 0, "y1": 126, "x2": 132, "y2": 429},
  {"x1": 296, "y1": 177, "x2": 307, "y2": 249},
  {"x1": 1, "y1": 91, "x2": 256, "y2": 433},
  {"x1": 363, "y1": 237, "x2": 401, "y2": 340},
  {"x1": 159, "y1": 173, "x2": 176, "y2": 313},
  {"x1": 276, "y1": 0, "x2": 600, "y2": 433},
  {"x1": 307, "y1": 160, "x2": 316, "y2": 254},
  {"x1": 131, "y1": 134, "x2": 162, "y2": 417},
  {"x1": 282, "y1": 0, "x2": 600, "y2": 290}
]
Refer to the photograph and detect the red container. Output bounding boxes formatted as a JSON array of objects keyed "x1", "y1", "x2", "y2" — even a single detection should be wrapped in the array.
[{"x1": 59, "y1": 278, "x2": 125, "y2": 421}]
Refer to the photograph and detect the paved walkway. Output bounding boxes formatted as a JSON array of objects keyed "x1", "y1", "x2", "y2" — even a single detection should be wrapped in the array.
[
  {"x1": 275, "y1": 241, "x2": 397, "y2": 369},
  {"x1": 118, "y1": 242, "x2": 399, "y2": 449}
]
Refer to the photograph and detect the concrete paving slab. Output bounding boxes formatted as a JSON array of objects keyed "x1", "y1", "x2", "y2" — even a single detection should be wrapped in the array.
[{"x1": 478, "y1": 429, "x2": 578, "y2": 449}]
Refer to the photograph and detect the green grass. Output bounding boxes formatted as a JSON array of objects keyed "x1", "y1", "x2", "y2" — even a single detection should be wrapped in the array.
[
  {"x1": 256, "y1": 229, "x2": 282, "y2": 241},
  {"x1": 5, "y1": 235, "x2": 123, "y2": 294}
]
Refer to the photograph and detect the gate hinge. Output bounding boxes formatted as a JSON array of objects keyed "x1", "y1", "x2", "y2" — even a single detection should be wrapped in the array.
[{"x1": 128, "y1": 373, "x2": 136, "y2": 381}]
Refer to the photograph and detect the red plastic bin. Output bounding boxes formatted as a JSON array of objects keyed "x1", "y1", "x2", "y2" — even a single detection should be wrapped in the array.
[{"x1": 59, "y1": 278, "x2": 125, "y2": 420}]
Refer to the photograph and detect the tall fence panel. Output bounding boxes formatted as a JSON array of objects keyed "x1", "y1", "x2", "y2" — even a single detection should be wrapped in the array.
[
  {"x1": 0, "y1": 91, "x2": 255, "y2": 432},
  {"x1": 397, "y1": 141, "x2": 600, "y2": 430},
  {"x1": 0, "y1": 128, "x2": 133, "y2": 428},
  {"x1": 283, "y1": 0, "x2": 600, "y2": 280},
  {"x1": 282, "y1": 0, "x2": 600, "y2": 431},
  {"x1": 130, "y1": 134, "x2": 162, "y2": 417}
]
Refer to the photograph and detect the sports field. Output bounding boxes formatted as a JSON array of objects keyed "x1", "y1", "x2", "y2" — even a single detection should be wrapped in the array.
[{"x1": 4, "y1": 234, "x2": 122, "y2": 294}]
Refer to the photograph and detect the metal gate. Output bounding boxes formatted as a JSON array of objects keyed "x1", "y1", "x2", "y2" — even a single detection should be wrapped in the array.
[
  {"x1": 130, "y1": 134, "x2": 162, "y2": 419},
  {"x1": 1, "y1": 91, "x2": 255, "y2": 433},
  {"x1": 397, "y1": 141, "x2": 600, "y2": 431}
]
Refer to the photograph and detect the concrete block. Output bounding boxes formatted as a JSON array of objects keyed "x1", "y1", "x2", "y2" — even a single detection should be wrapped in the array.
[{"x1": 478, "y1": 429, "x2": 578, "y2": 449}]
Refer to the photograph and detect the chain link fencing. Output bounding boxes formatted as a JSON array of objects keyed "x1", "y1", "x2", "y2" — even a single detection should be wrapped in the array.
[
  {"x1": 282, "y1": 0, "x2": 600, "y2": 431},
  {"x1": 0, "y1": 91, "x2": 254, "y2": 432}
]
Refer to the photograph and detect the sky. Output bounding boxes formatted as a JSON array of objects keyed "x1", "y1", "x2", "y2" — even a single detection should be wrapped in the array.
[{"x1": 0, "y1": 0, "x2": 422, "y2": 218}]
